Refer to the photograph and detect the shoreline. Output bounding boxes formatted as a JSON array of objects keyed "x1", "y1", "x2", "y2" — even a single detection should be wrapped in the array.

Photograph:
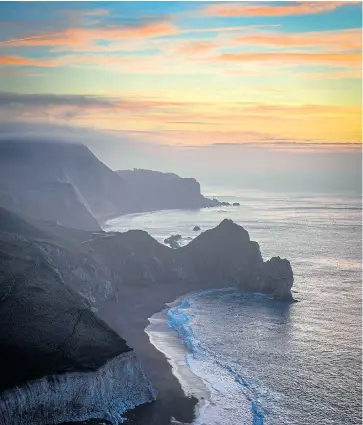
[
  {"x1": 145, "y1": 296, "x2": 210, "y2": 425},
  {"x1": 95, "y1": 293, "x2": 201, "y2": 425},
  {"x1": 62, "y1": 293, "x2": 201, "y2": 425}
]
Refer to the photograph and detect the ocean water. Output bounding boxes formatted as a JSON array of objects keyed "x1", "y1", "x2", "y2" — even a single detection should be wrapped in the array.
[{"x1": 104, "y1": 191, "x2": 362, "y2": 425}]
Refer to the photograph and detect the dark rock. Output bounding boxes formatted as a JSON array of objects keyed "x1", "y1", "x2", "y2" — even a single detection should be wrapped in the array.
[
  {"x1": 0, "y1": 233, "x2": 131, "y2": 393},
  {"x1": 219, "y1": 201, "x2": 231, "y2": 207},
  {"x1": 193, "y1": 226, "x2": 201, "y2": 231},
  {"x1": 164, "y1": 234, "x2": 182, "y2": 248},
  {"x1": 0, "y1": 227, "x2": 156, "y2": 423},
  {"x1": 263, "y1": 256, "x2": 294, "y2": 301},
  {"x1": 86, "y1": 217, "x2": 294, "y2": 302},
  {"x1": 233, "y1": 202, "x2": 240, "y2": 206}
]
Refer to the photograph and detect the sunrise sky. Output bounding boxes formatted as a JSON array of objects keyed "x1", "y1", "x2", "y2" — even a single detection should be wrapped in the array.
[{"x1": 0, "y1": 1, "x2": 361, "y2": 146}]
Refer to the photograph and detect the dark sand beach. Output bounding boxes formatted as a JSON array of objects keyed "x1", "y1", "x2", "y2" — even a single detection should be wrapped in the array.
[{"x1": 95, "y1": 297, "x2": 199, "y2": 425}]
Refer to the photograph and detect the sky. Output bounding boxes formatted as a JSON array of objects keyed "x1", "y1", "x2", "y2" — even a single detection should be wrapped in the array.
[{"x1": 0, "y1": 1, "x2": 362, "y2": 193}]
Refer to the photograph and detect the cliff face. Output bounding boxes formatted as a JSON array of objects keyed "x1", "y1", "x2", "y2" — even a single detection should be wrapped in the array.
[
  {"x1": 0, "y1": 223, "x2": 156, "y2": 424},
  {"x1": 0, "y1": 181, "x2": 101, "y2": 231},
  {"x1": 116, "y1": 169, "x2": 218, "y2": 213},
  {"x1": 0, "y1": 352, "x2": 156, "y2": 425},
  {"x1": 0, "y1": 141, "x2": 125, "y2": 230}
]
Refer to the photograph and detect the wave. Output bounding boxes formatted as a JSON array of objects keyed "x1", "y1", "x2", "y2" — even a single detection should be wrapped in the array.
[{"x1": 166, "y1": 290, "x2": 270, "y2": 425}]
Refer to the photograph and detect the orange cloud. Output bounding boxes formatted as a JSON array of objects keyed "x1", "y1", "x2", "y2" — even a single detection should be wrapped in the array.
[
  {"x1": 216, "y1": 52, "x2": 362, "y2": 67},
  {"x1": 204, "y1": 1, "x2": 358, "y2": 17},
  {"x1": 234, "y1": 29, "x2": 362, "y2": 51},
  {"x1": 0, "y1": 55, "x2": 60, "y2": 67},
  {"x1": 0, "y1": 21, "x2": 179, "y2": 48},
  {"x1": 177, "y1": 41, "x2": 217, "y2": 55}
]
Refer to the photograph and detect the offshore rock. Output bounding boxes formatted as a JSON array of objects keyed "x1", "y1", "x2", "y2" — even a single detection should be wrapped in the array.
[
  {"x1": 263, "y1": 257, "x2": 294, "y2": 301},
  {"x1": 164, "y1": 234, "x2": 182, "y2": 249}
]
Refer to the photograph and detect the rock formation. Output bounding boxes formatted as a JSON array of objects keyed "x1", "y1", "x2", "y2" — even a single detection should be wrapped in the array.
[
  {"x1": 193, "y1": 225, "x2": 201, "y2": 231},
  {"x1": 164, "y1": 234, "x2": 182, "y2": 248}
]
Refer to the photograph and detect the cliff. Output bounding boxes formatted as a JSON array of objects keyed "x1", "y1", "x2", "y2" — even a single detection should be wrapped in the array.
[
  {"x1": 0, "y1": 351, "x2": 156, "y2": 425},
  {"x1": 0, "y1": 219, "x2": 156, "y2": 424},
  {"x1": 116, "y1": 169, "x2": 219, "y2": 212},
  {"x1": 0, "y1": 142, "x2": 222, "y2": 233},
  {"x1": 0, "y1": 141, "x2": 126, "y2": 230}
]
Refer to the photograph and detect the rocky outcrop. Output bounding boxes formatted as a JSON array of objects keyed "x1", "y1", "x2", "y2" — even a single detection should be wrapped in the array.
[
  {"x1": 164, "y1": 234, "x2": 182, "y2": 249},
  {"x1": 263, "y1": 256, "x2": 294, "y2": 301},
  {"x1": 193, "y1": 226, "x2": 201, "y2": 231},
  {"x1": 85, "y1": 219, "x2": 294, "y2": 302}
]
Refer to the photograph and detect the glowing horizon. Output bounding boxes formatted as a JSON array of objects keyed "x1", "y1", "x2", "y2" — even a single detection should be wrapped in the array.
[{"x1": 0, "y1": 1, "x2": 361, "y2": 148}]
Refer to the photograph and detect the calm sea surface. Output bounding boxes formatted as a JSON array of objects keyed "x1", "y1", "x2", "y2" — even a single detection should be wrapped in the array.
[{"x1": 105, "y1": 191, "x2": 362, "y2": 425}]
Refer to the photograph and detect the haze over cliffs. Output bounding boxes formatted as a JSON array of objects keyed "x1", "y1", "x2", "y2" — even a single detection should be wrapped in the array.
[
  {"x1": 0, "y1": 140, "x2": 294, "y2": 424},
  {"x1": 0, "y1": 141, "x2": 220, "y2": 231}
]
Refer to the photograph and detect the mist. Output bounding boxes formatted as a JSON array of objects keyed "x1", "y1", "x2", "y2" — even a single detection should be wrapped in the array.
[{"x1": 1, "y1": 122, "x2": 361, "y2": 195}]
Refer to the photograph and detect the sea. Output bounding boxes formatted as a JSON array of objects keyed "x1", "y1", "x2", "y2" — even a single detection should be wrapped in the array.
[{"x1": 103, "y1": 190, "x2": 362, "y2": 425}]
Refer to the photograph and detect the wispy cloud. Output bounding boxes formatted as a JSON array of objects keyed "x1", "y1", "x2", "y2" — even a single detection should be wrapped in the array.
[
  {"x1": 0, "y1": 20, "x2": 179, "y2": 48},
  {"x1": 0, "y1": 55, "x2": 61, "y2": 67},
  {"x1": 216, "y1": 52, "x2": 361, "y2": 67},
  {"x1": 0, "y1": 92, "x2": 187, "y2": 112},
  {"x1": 203, "y1": 1, "x2": 358, "y2": 18},
  {"x1": 234, "y1": 28, "x2": 362, "y2": 51}
]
